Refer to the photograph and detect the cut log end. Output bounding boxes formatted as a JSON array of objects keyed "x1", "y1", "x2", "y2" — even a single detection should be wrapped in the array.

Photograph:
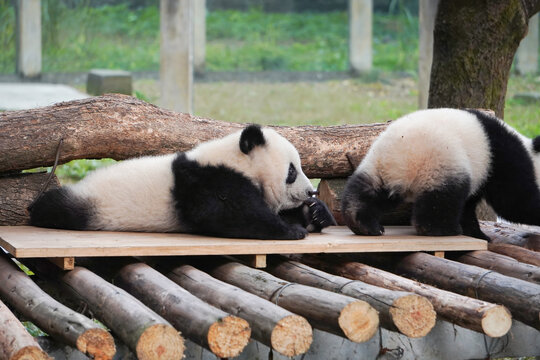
[
  {"x1": 135, "y1": 324, "x2": 185, "y2": 360},
  {"x1": 481, "y1": 306, "x2": 512, "y2": 338},
  {"x1": 207, "y1": 315, "x2": 251, "y2": 358},
  {"x1": 389, "y1": 294, "x2": 436, "y2": 338},
  {"x1": 338, "y1": 301, "x2": 379, "y2": 343},
  {"x1": 76, "y1": 328, "x2": 116, "y2": 360},
  {"x1": 271, "y1": 315, "x2": 313, "y2": 357},
  {"x1": 11, "y1": 346, "x2": 51, "y2": 360}
]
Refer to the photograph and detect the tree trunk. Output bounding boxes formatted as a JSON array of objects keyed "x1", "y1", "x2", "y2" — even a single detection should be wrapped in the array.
[
  {"x1": 429, "y1": 1, "x2": 540, "y2": 117},
  {"x1": 0, "y1": 94, "x2": 386, "y2": 178},
  {"x1": 293, "y1": 254, "x2": 512, "y2": 337},
  {"x1": 166, "y1": 264, "x2": 312, "y2": 357},
  {"x1": 267, "y1": 257, "x2": 436, "y2": 338},
  {"x1": 456, "y1": 250, "x2": 540, "y2": 284},
  {"x1": 480, "y1": 221, "x2": 540, "y2": 250},
  {"x1": 0, "y1": 255, "x2": 116, "y2": 360},
  {"x1": 488, "y1": 243, "x2": 540, "y2": 267},
  {"x1": 114, "y1": 262, "x2": 250, "y2": 358},
  {"x1": 207, "y1": 261, "x2": 379, "y2": 343},
  {"x1": 396, "y1": 252, "x2": 540, "y2": 330},
  {"x1": 0, "y1": 299, "x2": 51, "y2": 360}
]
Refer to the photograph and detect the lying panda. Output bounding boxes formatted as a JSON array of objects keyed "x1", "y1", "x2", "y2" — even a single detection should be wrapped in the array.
[
  {"x1": 341, "y1": 108, "x2": 540, "y2": 240},
  {"x1": 30, "y1": 124, "x2": 336, "y2": 240}
]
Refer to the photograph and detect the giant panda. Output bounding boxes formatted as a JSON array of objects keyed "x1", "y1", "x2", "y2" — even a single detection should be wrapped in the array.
[
  {"x1": 341, "y1": 108, "x2": 540, "y2": 240},
  {"x1": 30, "y1": 124, "x2": 336, "y2": 240}
]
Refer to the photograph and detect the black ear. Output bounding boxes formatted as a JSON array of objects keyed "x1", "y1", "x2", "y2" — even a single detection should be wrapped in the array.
[
  {"x1": 534, "y1": 136, "x2": 540, "y2": 153},
  {"x1": 240, "y1": 124, "x2": 266, "y2": 154}
]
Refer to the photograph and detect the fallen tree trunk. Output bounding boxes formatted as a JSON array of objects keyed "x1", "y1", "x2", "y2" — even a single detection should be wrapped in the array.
[
  {"x1": 167, "y1": 264, "x2": 312, "y2": 357},
  {"x1": 207, "y1": 260, "x2": 379, "y2": 343},
  {"x1": 0, "y1": 172, "x2": 59, "y2": 226},
  {"x1": 267, "y1": 256, "x2": 436, "y2": 338},
  {"x1": 293, "y1": 254, "x2": 512, "y2": 337},
  {"x1": 456, "y1": 250, "x2": 540, "y2": 284},
  {"x1": 0, "y1": 299, "x2": 51, "y2": 360},
  {"x1": 396, "y1": 252, "x2": 540, "y2": 330},
  {"x1": 488, "y1": 243, "x2": 540, "y2": 267},
  {"x1": 0, "y1": 255, "x2": 115, "y2": 360},
  {"x1": 114, "y1": 262, "x2": 250, "y2": 358},
  {"x1": 0, "y1": 94, "x2": 386, "y2": 177},
  {"x1": 480, "y1": 221, "x2": 540, "y2": 250}
]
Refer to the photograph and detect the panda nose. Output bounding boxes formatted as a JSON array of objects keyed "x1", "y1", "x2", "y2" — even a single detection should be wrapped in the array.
[{"x1": 308, "y1": 190, "x2": 319, "y2": 197}]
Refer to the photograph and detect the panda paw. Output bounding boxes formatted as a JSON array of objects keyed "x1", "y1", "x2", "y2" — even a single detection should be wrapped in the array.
[
  {"x1": 303, "y1": 197, "x2": 337, "y2": 232},
  {"x1": 286, "y1": 224, "x2": 309, "y2": 239}
]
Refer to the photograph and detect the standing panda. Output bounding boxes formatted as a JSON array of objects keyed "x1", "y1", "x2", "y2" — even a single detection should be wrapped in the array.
[
  {"x1": 30, "y1": 124, "x2": 336, "y2": 240},
  {"x1": 341, "y1": 108, "x2": 540, "y2": 240}
]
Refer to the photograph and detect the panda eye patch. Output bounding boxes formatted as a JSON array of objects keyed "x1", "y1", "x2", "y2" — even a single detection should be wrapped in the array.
[{"x1": 286, "y1": 163, "x2": 297, "y2": 184}]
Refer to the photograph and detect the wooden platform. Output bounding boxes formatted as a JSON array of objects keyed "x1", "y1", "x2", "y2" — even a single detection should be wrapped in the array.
[{"x1": 0, "y1": 226, "x2": 486, "y2": 260}]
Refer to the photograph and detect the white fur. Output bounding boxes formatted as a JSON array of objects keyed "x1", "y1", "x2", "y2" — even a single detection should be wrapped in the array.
[
  {"x1": 68, "y1": 127, "x2": 313, "y2": 231},
  {"x1": 357, "y1": 108, "x2": 492, "y2": 201},
  {"x1": 187, "y1": 127, "x2": 313, "y2": 212}
]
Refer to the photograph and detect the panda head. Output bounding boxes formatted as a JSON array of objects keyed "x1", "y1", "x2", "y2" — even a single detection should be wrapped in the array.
[{"x1": 188, "y1": 124, "x2": 314, "y2": 213}]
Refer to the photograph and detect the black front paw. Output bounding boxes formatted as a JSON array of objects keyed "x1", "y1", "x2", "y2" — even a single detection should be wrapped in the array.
[
  {"x1": 286, "y1": 224, "x2": 308, "y2": 239},
  {"x1": 304, "y1": 197, "x2": 337, "y2": 232}
]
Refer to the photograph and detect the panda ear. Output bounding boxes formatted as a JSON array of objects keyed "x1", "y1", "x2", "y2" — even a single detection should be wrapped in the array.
[
  {"x1": 533, "y1": 137, "x2": 540, "y2": 153},
  {"x1": 239, "y1": 124, "x2": 266, "y2": 154}
]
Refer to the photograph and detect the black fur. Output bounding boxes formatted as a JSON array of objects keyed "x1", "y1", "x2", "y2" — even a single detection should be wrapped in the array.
[
  {"x1": 467, "y1": 109, "x2": 540, "y2": 227},
  {"x1": 533, "y1": 136, "x2": 540, "y2": 153},
  {"x1": 29, "y1": 187, "x2": 93, "y2": 230},
  {"x1": 239, "y1": 124, "x2": 266, "y2": 154},
  {"x1": 172, "y1": 154, "x2": 309, "y2": 240}
]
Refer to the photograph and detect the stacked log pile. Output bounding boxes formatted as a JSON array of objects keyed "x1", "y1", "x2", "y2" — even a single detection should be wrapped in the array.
[{"x1": 0, "y1": 95, "x2": 539, "y2": 358}]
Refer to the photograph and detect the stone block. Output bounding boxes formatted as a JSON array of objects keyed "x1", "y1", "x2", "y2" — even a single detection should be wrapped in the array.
[{"x1": 87, "y1": 69, "x2": 132, "y2": 96}]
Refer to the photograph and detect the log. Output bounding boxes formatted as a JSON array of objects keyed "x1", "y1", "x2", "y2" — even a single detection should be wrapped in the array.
[
  {"x1": 456, "y1": 250, "x2": 540, "y2": 284},
  {"x1": 267, "y1": 256, "x2": 436, "y2": 338},
  {"x1": 0, "y1": 299, "x2": 51, "y2": 360},
  {"x1": 488, "y1": 243, "x2": 540, "y2": 267},
  {"x1": 0, "y1": 94, "x2": 387, "y2": 177},
  {"x1": 293, "y1": 254, "x2": 512, "y2": 337},
  {"x1": 396, "y1": 252, "x2": 540, "y2": 330},
  {"x1": 167, "y1": 264, "x2": 312, "y2": 357},
  {"x1": 114, "y1": 262, "x2": 250, "y2": 358},
  {"x1": 0, "y1": 172, "x2": 59, "y2": 226},
  {"x1": 0, "y1": 255, "x2": 115, "y2": 360},
  {"x1": 480, "y1": 221, "x2": 540, "y2": 250},
  {"x1": 318, "y1": 178, "x2": 412, "y2": 226},
  {"x1": 34, "y1": 262, "x2": 185, "y2": 360},
  {"x1": 207, "y1": 260, "x2": 379, "y2": 342}
]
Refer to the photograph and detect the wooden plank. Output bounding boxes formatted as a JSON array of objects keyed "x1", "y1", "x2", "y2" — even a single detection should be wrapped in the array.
[
  {"x1": 433, "y1": 251, "x2": 445, "y2": 258},
  {"x1": 47, "y1": 257, "x2": 74, "y2": 270},
  {"x1": 0, "y1": 226, "x2": 487, "y2": 259}
]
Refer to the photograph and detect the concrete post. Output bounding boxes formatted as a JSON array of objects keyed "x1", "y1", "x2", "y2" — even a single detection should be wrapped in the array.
[
  {"x1": 15, "y1": 0, "x2": 42, "y2": 79},
  {"x1": 516, "y1": 14, "x2": 539, "y2": 75},
  {"x1": 418, "y1": 0, "x2": 439, "y2": 109},
  {"x1": 194, "y1": 0, "x2": 206, "y2": 75},
  {"x1": 349, "y1": 0, "x2": 372, "y2": 74},
  {"x1": 160, "y1": 0, "x2": 194, "y2": 114}
]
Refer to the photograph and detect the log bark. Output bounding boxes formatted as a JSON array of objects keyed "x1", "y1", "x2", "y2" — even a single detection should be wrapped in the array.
[
  {"x1": 0, "y1": 94, "x2": 386, "y2": 177},
  {"x1": 429, "y1": 0, "x2": 540, "y2": 117},
  {"x1": 167, "y1": 264, "x2": 312, "y2": 357},
  {"x1": 488, "y1": 243, "x2": 540, "y2": 267},
  {"x1": 0, "y1": 172, "x2": 59, "y2": 226},
  {"x1": 267, "y1": 257, "x2": 436, "y2": 338},
  {"x1": 456, "y1": 250, "x2": 540, "y2": 285},
  {"x1": 396, "y1": 252, "x2": 540, "y2": 330},
  {"x1": 114, "y1": 262, "x2": 250, "y2": 358},
  {"x1": 33, "y1": 262, "x2": 185, "y2": 360},
  {"x1": 0, "y1": 299, "x2": 51, "y2": 360},
  {"x1": 293, "y1": 254, "x2": 512, "y2": 337},
  {"x1": 0, "y1": 255, "x2": 115, "y2": 360},
  {"x1": 207, "y1": 260, "x2": 379, "y2": 343},
  {"x1": 480, "y1": 221, "x2": 540, "y2": 250}
]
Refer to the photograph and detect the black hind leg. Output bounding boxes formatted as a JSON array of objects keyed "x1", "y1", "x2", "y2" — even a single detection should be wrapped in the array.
[
  {"x1": 341, "y1": 171, "x2": 401, "y2": 235},
  {"x1": 412, "y1": 177, "x2": 470, "y2": 236},
  {"x1": 460, "y1": 196, "x2": 490, "y2": 240}
]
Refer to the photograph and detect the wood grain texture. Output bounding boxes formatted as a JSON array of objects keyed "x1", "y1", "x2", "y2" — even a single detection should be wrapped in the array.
[
  {"x1": 0, "y1": 94, "x2": 386, "y2": 178},
  {"x1": 0, "y1": 226, "x2": 487, "y2": 258}
]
